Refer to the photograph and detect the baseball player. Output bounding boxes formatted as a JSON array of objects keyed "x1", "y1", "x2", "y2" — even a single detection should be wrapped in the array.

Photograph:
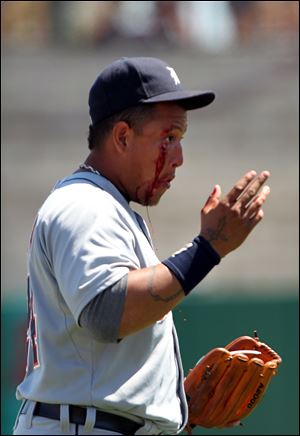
[{"x1": 13, "y1": 57, "x2": 270, "y2": 435}]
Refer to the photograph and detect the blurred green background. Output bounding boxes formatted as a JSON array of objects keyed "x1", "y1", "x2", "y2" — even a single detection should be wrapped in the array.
[
  {"x1": 1, "y1": 1, "x2": 299, "y2": 435},
  {"x1": 2, "y1": 292, "x2": 299, "y2": 435},
  {"x1": 175, "y1": 291, "x2": 299, "y2": 435}
]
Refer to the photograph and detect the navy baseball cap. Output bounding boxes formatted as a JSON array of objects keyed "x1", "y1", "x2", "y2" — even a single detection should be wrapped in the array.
[{"x1": 89, "y1": 57, "x2": 215, "y2": 125}]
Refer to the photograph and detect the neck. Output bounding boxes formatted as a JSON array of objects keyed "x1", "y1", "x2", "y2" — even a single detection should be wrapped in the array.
[{"x1": 81, "y1": 154, "x2": 131, "y2": 202}]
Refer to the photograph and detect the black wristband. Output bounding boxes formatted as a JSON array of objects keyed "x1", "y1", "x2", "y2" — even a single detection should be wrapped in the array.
[{"x1": 162, "y1": 235, "x2": 221, "y2": 295}]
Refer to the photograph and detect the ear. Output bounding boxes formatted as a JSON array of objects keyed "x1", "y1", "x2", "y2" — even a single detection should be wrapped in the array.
[{"x1": 112, "y1": 121, "x2": 133, "y2": 154}]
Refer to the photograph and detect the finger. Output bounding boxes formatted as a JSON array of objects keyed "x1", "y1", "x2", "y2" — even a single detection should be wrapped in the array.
[
  {"x1": 224, "y1": 170, "x2": 257, "y2": 206},
  {"x1": 202, "y1": 184, "x2": 221, "y2": 214},
  {"x1": 237, "y1": 171, "x2": 270, "y2": 208},
  {"x1": 247, "y1": 208, "x2": 264, "y2": 229},
  {"x1": 243, "y1": 185, "x2": 270, "y2": 219}
]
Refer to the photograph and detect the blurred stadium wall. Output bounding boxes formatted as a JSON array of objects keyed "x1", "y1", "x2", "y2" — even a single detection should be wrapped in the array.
[{"x1": 1, "y1": 2, "x2": 299, "y2": 435}]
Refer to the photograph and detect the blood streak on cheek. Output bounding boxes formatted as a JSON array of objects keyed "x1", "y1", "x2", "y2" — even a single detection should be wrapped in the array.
[{"x1": 144, "y1": 142, "x2": 167, "y2": 204}]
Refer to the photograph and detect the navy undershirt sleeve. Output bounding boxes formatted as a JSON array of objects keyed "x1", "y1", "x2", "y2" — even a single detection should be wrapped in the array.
[{"x1": 162, "y1": 235, "x2": 221, "y2": 295}]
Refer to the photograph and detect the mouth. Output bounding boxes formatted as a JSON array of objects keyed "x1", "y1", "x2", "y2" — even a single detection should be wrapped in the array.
[
  {"x1": 159, "y1": 175, "x2": 175, "y2": 189},
  {"x1": 143, "y1": 175, "x2": 176, "y2": 205}
]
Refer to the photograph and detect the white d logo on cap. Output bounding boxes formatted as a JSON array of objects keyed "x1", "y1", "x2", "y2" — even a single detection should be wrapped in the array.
[{"x1": 166, "y1": 67, "x2": 181, "y2": 85}]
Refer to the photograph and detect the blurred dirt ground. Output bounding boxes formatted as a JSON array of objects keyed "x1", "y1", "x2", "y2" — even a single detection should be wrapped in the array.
[{"x1": 1, "y1": 40, "x2": 299, "y2": 298}]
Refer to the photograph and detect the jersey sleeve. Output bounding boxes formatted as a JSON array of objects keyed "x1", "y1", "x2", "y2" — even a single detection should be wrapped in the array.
[{"x1": 37, "y1": 190, "x2": 140, "y2": 323}]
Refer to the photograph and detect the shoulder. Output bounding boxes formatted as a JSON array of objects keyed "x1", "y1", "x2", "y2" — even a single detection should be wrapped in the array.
[
  {"x1": 37, "y1": 178, "x2": 133, "y2": 237},
  {"x1": 43, "y1": 178, "x2": 117, "y2": 215}
]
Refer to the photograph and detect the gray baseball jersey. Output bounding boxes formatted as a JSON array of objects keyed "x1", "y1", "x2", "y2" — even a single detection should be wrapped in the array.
[{"x1": 16, "y1": 172, "x2": 188, "y2": 435}]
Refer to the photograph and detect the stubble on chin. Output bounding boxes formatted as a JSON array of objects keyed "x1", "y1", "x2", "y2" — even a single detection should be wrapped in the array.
[{"x1": 135, "y1": 182, "x2": 165, "y2": 206}]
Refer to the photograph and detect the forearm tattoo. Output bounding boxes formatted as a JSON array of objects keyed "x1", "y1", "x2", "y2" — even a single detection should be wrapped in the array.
[
  {"x1": 147, "y1": 267, "x2": 183, "y2": 302},
  {"x1": 204, "y1": 217, "x2": 229, "y2": 243}
]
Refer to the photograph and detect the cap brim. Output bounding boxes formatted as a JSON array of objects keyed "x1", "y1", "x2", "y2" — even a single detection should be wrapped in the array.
[{"x1": 141, "y1": 90, "x2": 215, "y2": 110}]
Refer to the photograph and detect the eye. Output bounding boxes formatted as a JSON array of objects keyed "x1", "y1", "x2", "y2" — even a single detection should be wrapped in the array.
[
  {"x1": 165, "y1": 135, "x2": 181, "y2": 144},
  {"x1": 166, "y1": 135, "x2": 184, "y2": 144},
  {"x1": 165, "y1": 135, "x2": 176, "y2": 143}
]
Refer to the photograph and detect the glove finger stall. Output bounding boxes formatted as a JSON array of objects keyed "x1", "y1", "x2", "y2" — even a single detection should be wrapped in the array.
[{"x1": 202, "y1": 354, "x2": 249, "y2": 428}]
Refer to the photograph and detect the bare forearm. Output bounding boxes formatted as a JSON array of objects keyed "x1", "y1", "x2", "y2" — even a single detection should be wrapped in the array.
[
  {"x1": 119, "y1": 264, "x2": 184, "y2": 338},
  {"x1": 119, "y1": 170, "x2": 271, "y2": 338}
]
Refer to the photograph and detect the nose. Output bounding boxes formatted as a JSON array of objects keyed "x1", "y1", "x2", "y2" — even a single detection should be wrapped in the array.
[{"x1": 171, "y1": 142, "x2": 184, "y2": 168}]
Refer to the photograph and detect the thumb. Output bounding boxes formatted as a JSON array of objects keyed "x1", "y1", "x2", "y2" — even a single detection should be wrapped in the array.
[{"x1": 202, "y1": 184, "x2": 221, "y2": 213}]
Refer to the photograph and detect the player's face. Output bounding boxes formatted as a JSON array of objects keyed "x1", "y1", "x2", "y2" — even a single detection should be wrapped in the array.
[{"x1": 129, "y1": 103, "x2": 187, "y2": 206}]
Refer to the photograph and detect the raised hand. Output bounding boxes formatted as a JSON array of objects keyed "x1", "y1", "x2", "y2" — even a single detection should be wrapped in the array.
[{"x1": 200, "y1": 170, "x2": 270, "y2": 258}]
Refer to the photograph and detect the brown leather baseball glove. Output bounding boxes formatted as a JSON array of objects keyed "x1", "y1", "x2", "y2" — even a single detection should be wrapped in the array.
[{"x1": 184, "y1": 332, "x2": 282, "y2": 434}]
